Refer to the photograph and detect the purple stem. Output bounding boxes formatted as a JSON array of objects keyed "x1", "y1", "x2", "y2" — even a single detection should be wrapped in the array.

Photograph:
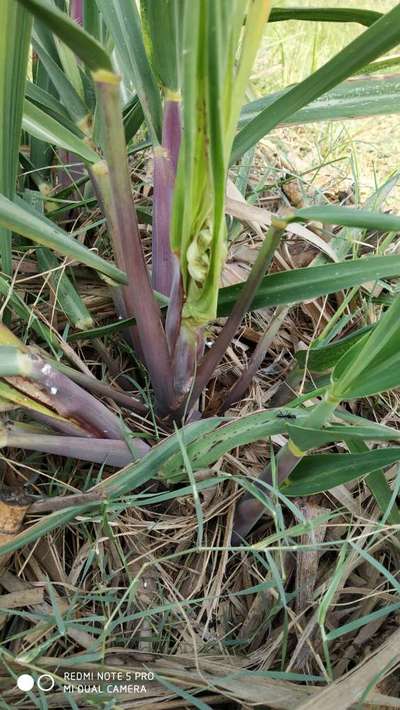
[
  {"x1": 57, "y1": 149, "x2": 85, "y2": 189},
  {"x1": 165, "y1": 266, "x2": 183, "y2": 354},
  {"x1": 5, "y1": 432, "x2": 148, "y2": 467},
  {"x1": 28, "y1": 411, "x2": 92, "y2": 438},
  {"x1": 152, "y1": 99, "x2": 181, "y2": 299},
  {"x1": 70, "y1": 0, "x2": 83, "y2": 25},
  {"x1": 93, "y1": 76, "x2": 175, "y2": 415},
  {"x1": 26, "y1": 353, "x2": 126, "y2": 439}
]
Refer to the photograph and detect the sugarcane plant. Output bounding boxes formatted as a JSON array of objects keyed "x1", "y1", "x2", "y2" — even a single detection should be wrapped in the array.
[{"x1": 1, "y1": 0, "x2": 400, "y2": 553}]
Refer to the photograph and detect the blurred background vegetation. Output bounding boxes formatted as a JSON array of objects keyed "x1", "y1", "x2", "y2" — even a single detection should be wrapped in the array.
[{"x1": 252, "y1": 0, "x2": 400, "y2": 205}]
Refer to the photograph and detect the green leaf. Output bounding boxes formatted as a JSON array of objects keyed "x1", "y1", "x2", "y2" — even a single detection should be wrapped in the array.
[
  {"x1": 269, "y1": 7, "x2": 381, "y2": 27},
  {"x1": 217, "y1": 255, "x2": 400, "y2": 316},
  {"x1": 295, "y1": 326, "x2": 374, "y2": 372},
  {"x1": 0, "y1": 506, "x2": 92, "y2": 558},
  {"x1": 325, "y1": 600, "x2": 400, "y2": 642},
  {"x1": 26, "y1": 79, "x2": 80, "y2": 132},
  {"x1": 332, "y1": 294, "x2": 400, "y2": 398},
  {"x1": 92, "y1": 418, "x2": 222, "y2": 499},
  {"x1": 23, "y1": 99, "x2": 98, "y2": 163},
  {"x1": 0, "y1": 194, "x2": 127, "y2": 284},
  {"x1": 0, "y1": 275, "x2": 56, "y2": 348},
  {"x1": 346, "y1": 437, "x2": 400, "y2": 525},
  {"x1": 32, "y1": 35, "x2": 89, "y2": 124},
  {"x1": 0, "y1": 0, "x2": 32, "y2": 276},
  {"x1": 17, "y1": 0, "x2": 112, "y2": 72},
  {"x1": 232, "y1": 4, "x2": 400, "y2": 162},
  {"x1": 282, "y1": 448, "x2": 400, "y2": 497},
  {"x1": 140, "y1": 0, "x2": 181, "y2": 93},
  {"x1": 160, "y1": 408, "x2": 309, "y2": 483},
  {"x1": 312, "y1": 173, "x2": 400, "y2": 265},
  {"x1": 96, "y1": 0, "x2": 162, "y2": 143},
  {"x1": 123, "y1": 94, "x2": 145, "y2": 143},
  {"x1": 240, "y1": 76, "x2": 400, "y2": 129},
  {"x1": 171, "y1": 0, "x2": 270, "y2": 326},
  {"x1": 73, "y1": 254, "x2": 400, "y2": 340},
  {"x1": 287, "y1": 422, "x2": 400, "y2": 452},
  {"x1": 358, "y1": 54, "x2": 400, "y2": 77},
  {"x1": 291, "y1": 205, "x2": 400, "y2": 233}
]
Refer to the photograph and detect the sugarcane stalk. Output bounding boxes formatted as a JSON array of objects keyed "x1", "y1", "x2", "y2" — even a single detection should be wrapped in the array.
[
  {"x1": 152, "y1": 95, "x2": 181, "y2": 299},
  {"x1": 51, "y1": 360, "x2": 147, "y2": 414},
  {"x1": 92, "y1": 71, "x2": 175, "y2": 415},
  {"x1": 3, "y1": 428, "x2": 148, "y2": 466},
  {"x1": 70, "y1": 0, "x2": 83, "y2": 25},
  {"x1": 0, "y1": 348, "x2": 125, "y2": 439}
]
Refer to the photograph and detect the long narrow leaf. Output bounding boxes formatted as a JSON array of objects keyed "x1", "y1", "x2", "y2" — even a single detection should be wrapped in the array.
[
  {"x1": 25, "y1": 80, "x2": 79, "y2": 131},
  {"x1": 282, "y1": 449, "x2": 400, "y2": 497},
  {"x1": 269, "y1": 7, "x2": 381, "y2": 27},
  {"x1": 23, "y1": 99, "x2": 98, "y2": 163},
  {"x1": 0, "y1": 194, "x2": 126, "y2": 284},
  {"x1": 71, "y1": 254, "x2": 400, "y2": 339},
  {"x1": 32, "y1": 35, "x2": 89, "y2": 125},
  {"x1": 291, "y1": 205, "x2": 400, "y2": 232},
  {"x1": 96, "y1": 0, "x2": 162, "y2": 142},
  {"x1": 17, "y1": 0, "x2": 112, "y2": 72},
  {"x1": 240, "y1": 77, "x2": 400, "y2": 129},
  {"x1": 218, "y1": 255, "x2": 400, "y2": 316},
  {"x1": 22, "y1": 192, "x2": 93, "y2": 330}
]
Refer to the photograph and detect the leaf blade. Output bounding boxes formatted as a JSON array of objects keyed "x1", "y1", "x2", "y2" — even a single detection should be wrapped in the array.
[
  {"x1": 240, "y1": 76, "x2": 400, "y2": 129},
  {"x1": 23, "y1": 99, "x2": 98, "y2": 163},
  {"x1": 17, "y1": 0, "x2": 112, "y2": 72},
  {"x1": 0, "y1": 194, "x2": 127, "y2": 284},
  {"x1": 218, "y1": 255, "x2": 400, "y2": 316},
  {"x1": 282, "y1": 449, "x2": 400, "y2": 497}
]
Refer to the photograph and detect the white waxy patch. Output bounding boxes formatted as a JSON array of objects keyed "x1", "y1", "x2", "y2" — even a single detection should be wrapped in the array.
[
  {"x1": 50, "y1": 387, "x2": 58, "y2": 395},
  {"x1": 41, "y1": 363, "x2": 52, "y2": 375}
]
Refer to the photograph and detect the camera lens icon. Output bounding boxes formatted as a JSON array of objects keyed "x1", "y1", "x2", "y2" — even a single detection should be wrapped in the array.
[{"x1": 37, "y1": 674, "x2": 55, "y2": 692}]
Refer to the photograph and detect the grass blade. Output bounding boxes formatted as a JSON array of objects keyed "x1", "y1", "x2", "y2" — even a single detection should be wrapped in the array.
[
  {"x1": 140, "y1": 0, "x2": 181, "y2": 94},
  {"x1": 346, "y1": 437, "x2": 400, "y2": 526},
  {"x1": 32, "y1": 36, "x2": 89, "y2": 126},
  {"x1": 282, "y1": 448, "x2": 400, "y2": 497},
  {"x1": 291, "y1": 205, "x2": 400, "y2": 232},
  {"x1": 332, "y1": 295, "x2": 400, "y2": 399},
  {"x1": 25, "y1": 80, "x2": 79, "y2": 131},
  {"x1": 22, "y1": 192, "x2": 93, "y2": 330}
]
